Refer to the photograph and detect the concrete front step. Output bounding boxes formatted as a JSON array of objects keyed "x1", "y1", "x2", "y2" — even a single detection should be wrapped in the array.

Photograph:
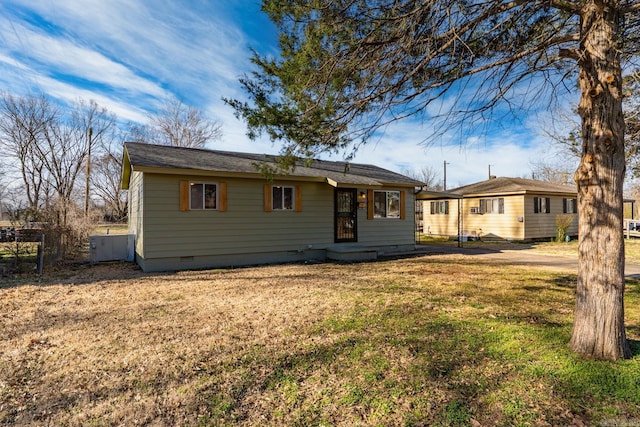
[{"x1": 326, "y1": 246, "x2": 378, "y2": 262}]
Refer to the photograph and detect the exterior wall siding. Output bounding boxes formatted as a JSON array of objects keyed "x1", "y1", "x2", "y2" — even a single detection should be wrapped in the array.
[
  {"x1": 421, "y1": 194, "x2": 579, "y2": 241},
  {"x1": 134, "y1": 173, "x2": 416, "y2": 271},
  {"x1": 461, "y1": 196, "x2": 525, "y2": 240},
  {"x1": 128, "y1": 171, "x2": 144, "y2": 257},
  {"x1": 524, "y1": 195, "x2": 578, "y2": 239},
  {"x1": 421, "y1": 199, "x2": 460, "y2": 237},
  {"x1": 358, "y1": 188, "x2": 416, "y2": 250},
  {"x1": 141, "y1": 173, "x2": 334, "y2": 259},
  {"x1": 422, "y1": 196, "x2": 525, "y2": 240}
]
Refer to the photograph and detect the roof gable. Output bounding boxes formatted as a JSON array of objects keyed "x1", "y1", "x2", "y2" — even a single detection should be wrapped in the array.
[{"x1": 121, "y1": 142, "x2": 422, "y2": 189}]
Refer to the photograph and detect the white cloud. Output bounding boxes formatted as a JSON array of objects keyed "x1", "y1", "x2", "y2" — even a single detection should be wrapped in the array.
[
  {"x1": 0, "y1": 0, "x2": 570, "y2": 185},
  {"x1": 1, "y1": 1, "x2": 254, "y2": 101},
  {"x1": 309, "y1": 116, "x2": 557, "y2": 186}
]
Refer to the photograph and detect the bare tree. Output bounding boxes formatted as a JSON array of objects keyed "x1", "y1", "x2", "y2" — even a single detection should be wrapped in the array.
[
  {"x1": 90, "y1": 151, "x2": 127, "y2": 221},
  {"x1": 528, "y1": 159, "x2": 576, "y2": 185},
  {"x1": 229, "y1": 1, "x2": 640, "y2": 360},
  {"x1": 0, "y1": 94, "x2": 119, "y2": 260},
  {"x1": 19, "y1": 98, "x2": 115, "y2": 223},
  {"x1": 403, "y1": 166, "x2": 443, "y2": 190},
  {"x1": 123, "y1": 122, "x2": 153, "y2": 144},
  {"x1": 0, "y1": 93, "x2": 55, "y2": 213},
  {"x1": 624, "y1": 70, "x2": 640, "y2": 176},
  {"x1": 149, "y1": 97, "x2": 222, "y2": 148},
  {"x1": 543, "y1": 68, "x2": 640, "y2": 179}
]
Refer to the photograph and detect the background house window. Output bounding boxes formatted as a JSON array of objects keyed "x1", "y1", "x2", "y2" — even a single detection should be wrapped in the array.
[
  {"x1": 190, "y1": 182, "x2": 217, "y2": 210},
  {"x1": 374, "y1": 191, "x2": 400, "y2": 218},
  {"x1": 430, "y1": 200, "x2": 449, "y2": 215},
  {"x1": 533, "y1": 197, "x2": 551, "y2": 214},
  {"x1": 563, "y1": 198, "x2": 577, "y2": 214},
  {"x1": 272, "y1": 186, "x2": 294, "y2": 210},
  {"x1": 480, "y1": 198, "x2": 504, "y2": 214}
]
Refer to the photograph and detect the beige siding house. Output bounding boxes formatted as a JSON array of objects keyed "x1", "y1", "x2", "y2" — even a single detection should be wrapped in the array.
[
  {"x1": 418, "y1": 177, "x2": 579, "y2": 241},
  {"x1": 120, "y1": 143, "x2": 422, "y2": 272}
]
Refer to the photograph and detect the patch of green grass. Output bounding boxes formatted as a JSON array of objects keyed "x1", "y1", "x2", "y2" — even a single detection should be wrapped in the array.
[
  {"x1": 533, "y1": 239, "x2": 640, "y2": 264},
  {"x1": 92, "y1": 223, "x2": 128, "y2": 235},
  {"x1": 3, "y1": 257, "x2": 639, "y2": 426},
  {"x1": 443, "y1": 399, "x2": 472, "y2": 426},
  {"x1": 416, "y1": 233, "x2": 451, "y2": 241},
  {"x1": 282, "y1": 266, "x2": 640, "y2": 425}
]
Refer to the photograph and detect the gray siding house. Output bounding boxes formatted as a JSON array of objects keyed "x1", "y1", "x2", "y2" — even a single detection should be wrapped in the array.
[{"x1": 121, "y1": 143, "x2": 422, "y2": 272}]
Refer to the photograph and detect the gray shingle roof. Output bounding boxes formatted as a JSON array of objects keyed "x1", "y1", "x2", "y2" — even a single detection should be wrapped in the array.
[
  {"x1": 448, "y1": 177, "x2": 577, "y2": 195},
  {"x1": 124, "y1": 142, "x2": 422, "y2": 187}
]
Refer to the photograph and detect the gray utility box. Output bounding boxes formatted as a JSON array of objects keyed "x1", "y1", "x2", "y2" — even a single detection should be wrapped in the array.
[{"x1": 89, "y1": 234, "x2": 135, "y2": 263}]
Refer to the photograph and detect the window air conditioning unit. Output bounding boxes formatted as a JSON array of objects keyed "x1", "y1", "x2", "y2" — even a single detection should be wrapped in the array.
[{"x1": 470, "y1": 207, "x2": 480, "y2": 214}]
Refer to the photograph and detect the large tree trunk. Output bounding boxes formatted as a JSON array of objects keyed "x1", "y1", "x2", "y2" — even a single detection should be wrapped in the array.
[{"x1": 569, "y1": 0, "x2": 631, "y2": 360}]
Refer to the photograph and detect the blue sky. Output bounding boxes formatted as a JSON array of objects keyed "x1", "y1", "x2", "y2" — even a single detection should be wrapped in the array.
[{"x1": 0, "y1": 0, "x2": 576, "y2": 187}]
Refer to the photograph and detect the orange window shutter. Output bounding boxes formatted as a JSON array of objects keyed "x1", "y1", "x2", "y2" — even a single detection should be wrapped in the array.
[
  {"x1": 295, "y1": 186, "x2": 302, "y2": 212},
  {"x1": 219, "y1": 182, "x2": 227, "y2": 212},
  {"x1": 264, "y1": 184, "x2": 272, "y2": 212},
  {"x1": 367, "y1": 189, "x2": 374, "y2": 220},
  {"x1": 400, "y1": 190, "x2": 406, "y2": 220},
  {"x1": 179, "y1": 181, "x2": 189, "y2": 211}
]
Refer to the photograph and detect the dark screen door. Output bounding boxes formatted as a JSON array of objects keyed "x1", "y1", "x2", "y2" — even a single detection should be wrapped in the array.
[{"x1": 334, "y1": 188, "x2": 357, "y2": 242}]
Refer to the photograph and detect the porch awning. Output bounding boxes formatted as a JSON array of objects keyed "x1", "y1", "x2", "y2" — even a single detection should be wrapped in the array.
[
  {"x1": 325, "y1": 173, "x2": 387, "y2": 187},
  {"x1": 415, "y1": 190, "x2": 463, "y2": 200}
]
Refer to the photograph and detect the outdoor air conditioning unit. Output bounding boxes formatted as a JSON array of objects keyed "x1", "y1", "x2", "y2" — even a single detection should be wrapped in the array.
[
  {"x1": 89, "y1": 234, "x2": 135, "y2": 263},
  {"x1": 470, "y1": 207, "x2": 480, "y2": 214}
]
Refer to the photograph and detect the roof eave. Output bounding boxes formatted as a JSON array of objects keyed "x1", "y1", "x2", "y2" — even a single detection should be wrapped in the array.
[
  {"x1": 120, "y1": 148, "x2": 132, "y2": 190},
  {"x1": 130, "y1": 165, "x2": 330, "y2": 183},
  {"x1": 126, "y1": 164, "x2": 419, "y2": 188}
]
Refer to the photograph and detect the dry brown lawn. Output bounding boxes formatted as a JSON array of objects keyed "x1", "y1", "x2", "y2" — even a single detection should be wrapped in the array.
[{"x1": 1, "y1": 255, "x2": 639, "y2": 426}]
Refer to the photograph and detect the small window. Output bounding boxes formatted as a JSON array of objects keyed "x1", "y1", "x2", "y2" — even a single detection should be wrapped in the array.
[
  {"x1": 480, "y1": 198, "x2": 504, "y2": 214},
  {"x1": 374, "y1": 191, "x2": 401, "y2": 218},
  {"x1": 563, "y1": 198, "x2": 577, "y2": 214},
  {"x1": 190, "y1": 183, "x2": 217, "y2": 210},
  {"x1": 430, "y1": 201, "x2": 449, "y2": 215},
  {"x1": 533, "y1": 197, "x2": 551, "y2": 214},
  {"x1": 272, "y1": 186, "x2": 295, "y2": 210}
]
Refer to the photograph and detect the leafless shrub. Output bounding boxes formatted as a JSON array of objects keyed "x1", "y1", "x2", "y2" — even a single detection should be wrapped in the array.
[
  {"x1": 39, "y1": 200, "x2": 100, "y2": 263},
  {"x1": 555, "y1": 214, "x2": 575, "y2": 243}
]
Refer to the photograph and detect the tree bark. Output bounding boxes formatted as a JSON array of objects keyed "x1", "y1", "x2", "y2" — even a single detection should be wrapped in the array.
[{"x1": 570, "y1": 0, "x2": 631, "y2": 360}]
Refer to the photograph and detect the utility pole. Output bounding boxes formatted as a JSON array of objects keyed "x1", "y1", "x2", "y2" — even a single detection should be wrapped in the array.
[
  {"x1": 84, "y1": 127, "x2": 93, "y2": 216},
  {"x1": 443, "y1": 160, "x2": 449, "y2": 191}
]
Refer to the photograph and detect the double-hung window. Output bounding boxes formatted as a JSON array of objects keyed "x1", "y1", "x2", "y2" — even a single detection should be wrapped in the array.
[
  {"x1": 264, "y1": 184, "x2": 302, "y2": 212},
  {"x1": 373, "y1": 190, "x2": 401, "y2": 218},
  {"x1": 533, "y1": 197, "x2": 551, "y2": 214},
  {"x1": 430, "y1": 201, "x2": 449, "y2": 215},
  {"x1": 272, "y1": 186, "x2": 294, "y2": 210},
  {"x1": 563, "y1": 198, "x2": 577, "y2": 214},
  {"x1": 190, "y1": 182, "x2": 218, "y2": 210},
  {"x1": 179, "y1": 181, "x2": 227, "y2": 212},
  {"x1": 480, "y1": 197, "x2": 504, "y2": 214}
]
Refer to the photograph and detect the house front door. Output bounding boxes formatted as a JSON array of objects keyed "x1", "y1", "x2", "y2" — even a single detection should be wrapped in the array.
[{"x1": 334, "y1": 188, "x2": 357, "y2": 243}]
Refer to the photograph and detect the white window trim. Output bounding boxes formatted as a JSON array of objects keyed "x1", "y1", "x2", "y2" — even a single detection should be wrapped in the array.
[
  {"x1": 189, "y1": 182, "x2": 219, "y2": 210},
  {"x1": 374, "y1": 190, "x2": 401, "y2": 219},
  {"x1": 272, "y1": 185, "x2": 295, "y2": 210}
]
